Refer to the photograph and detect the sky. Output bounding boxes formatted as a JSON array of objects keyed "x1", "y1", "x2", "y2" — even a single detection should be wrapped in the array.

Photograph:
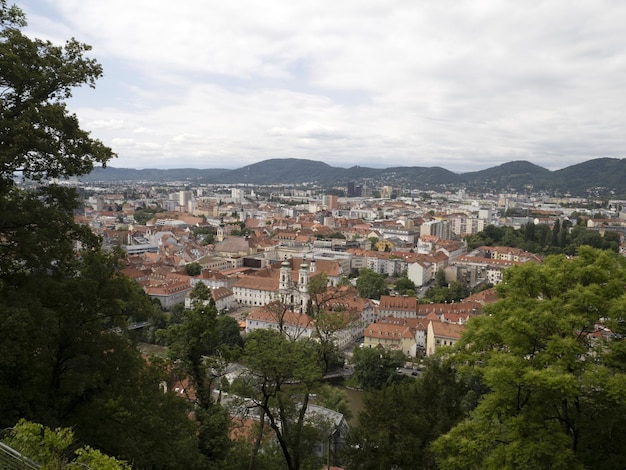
[{"x1": 16, "y1": 0, "x2": 626, "y2": 172}]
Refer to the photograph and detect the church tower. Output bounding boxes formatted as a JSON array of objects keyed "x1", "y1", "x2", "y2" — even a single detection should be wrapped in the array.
[
  {"x1": 279, "y1": 255, "x2": 291, "y2": 292},
  {"x1": 216, "y1": 217, "x2": 225, "y2": 242},
  {"x1": 298, "y1": 256, "x2": 309, "y2": 293}
]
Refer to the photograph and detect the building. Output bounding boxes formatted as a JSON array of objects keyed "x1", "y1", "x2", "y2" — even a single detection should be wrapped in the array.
[
  {"x1": 380, "y1": 227, "x2": 419, "y2": 246},
  {"x1": 365, "y1": 251, "x2": 407, "y2": 276},
  {"x1": 245, "y1": 306, "x2": 315, "y2": 340},
  {"x1": 325, "y1": 194, "x2": 339, "y2": 210},
  {"x1": 363, "y1": 321, "x2": 418, "y2": 357},
  {"x1": 407, "y1": 259, "x2": 433, "y2": 287},
  {"x1": 319, "y1": 288, "x2": 375, "y2": 349},
  {"x1": 233, "y1": 257, "x2": 312, "y2": 312},
  {"x1": 420, "y1": 220, "x2": 451, "y2": 240},
  {"x1": 377, "y1": 295, "x2": 418, "y2": 319},
  {"x1": 426, "y1": 319, "x2": 465, "y2": 356},
  {"x1": 184, "y1": 286, "x2": 235, "y2": 311},
  {"x1": 190, "y1": 269, "x2": 234, "y2": 289},
  {"x1": 145, "y1": 280, "x2": 192, "y2": 309}
]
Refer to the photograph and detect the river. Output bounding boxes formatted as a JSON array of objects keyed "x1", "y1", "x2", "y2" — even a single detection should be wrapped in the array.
[{"x1": 326, "y1": 378, "x2": 365, "y2": 426}]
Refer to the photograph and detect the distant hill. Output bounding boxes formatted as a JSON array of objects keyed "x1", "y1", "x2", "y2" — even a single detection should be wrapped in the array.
[
  {"x1": 552, "y1": 158, "x2": 626, "y2": 195},
  {"x1": 460, "y1": 161, "x2": 553, "y2": 191},
  {"x1": 216, "y1": 158, "x2": 338, "y2": 184},
  {"x1": 81, "y1": 157, "x2": 626, "y2": 197},
  {"x1": 376, "y1": 166, "x2": 461, "y2": 186},
  {"x1": 85, "y1": 166, "x2": 231, "y2": 183}
]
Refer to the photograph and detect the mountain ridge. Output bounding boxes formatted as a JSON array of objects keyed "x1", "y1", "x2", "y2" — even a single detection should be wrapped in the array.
[{"x1": 82, "y1": 157, "x2": 626, "y2": 197}]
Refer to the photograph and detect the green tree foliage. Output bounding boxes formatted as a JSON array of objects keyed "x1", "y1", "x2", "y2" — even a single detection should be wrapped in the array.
[
  {"x1": 394, "y1": 276, "x2": 416, "y2": 296},
  {"x1": 233, "y1": 329, "x2": 325, "y2": 470},
  {"x1": 315, "y1": 384, "x2": 353, "y2": 423},
  {"x1": 307, "y1": 274, "x2": 351, "y2": 373},
  {"x1": 356, "y1": 268, "x2": 389, "y2": 300},
  {"x1": 133, "y1": 206, "x2": 165, "y2": 225},
  {"x1": 307, "y1": 272, "x2": 330, "y2": 316},
  {"x1": 3, "y1": 419, "x2": 131, "y2": 469},
  {"x1": 466, "y1": 222, "x2": 619, "y2": 255},
  {"x1": 313, "y1": 308, "x2": 350, "y2": 374},
  {"x1": 190, "y1": 281, "x2": 212, "y2": 301},
  {"x1": 327, "y1": 231, "x2": 346, "y2": 239},
  {"x1": 368, "y1": 236, "x2": 379, "y2": 250},
  {"x1": 222, "y1": 439, "x2": 287, "y2": 470},
  {"x1": 349, "y1": 347, "x2": 405, "y2": 390},
  {"x1": 434, "y1": 268, "x2": 447, "y2": 288},
  {"x1": 0, "y1": 2, "x2": 112, "y2": 185},
  {"x1": 75, "y1": 356, "x2": 206, "y2": 468},
  {"x1": 158, "y1": 297, "x2": 231, "y2": 466},
  {"x1": 0, "y1": 4, "x2": 211, "y2": 467},
  {"x1": 1, "y1": 245, "x2": 207, "y2": 467},
  {"x1": 217, "y1": 315, "x2": 245, "y2": 349},
  {"x1": 185, "y1": 261, "x2": 202, "y2": 276},
  {"x1": 422, "y1": 280, "x2": 470, "y2": 304},
  {"x1": 345, "y1": 358, "x2": 481, "y2": 469},
  {"x1": 192, "y1": 226, "x2": 217, "y2": 244},
  {"x1": 433, "y1": 247, "x2": 626, "y2": 469}
]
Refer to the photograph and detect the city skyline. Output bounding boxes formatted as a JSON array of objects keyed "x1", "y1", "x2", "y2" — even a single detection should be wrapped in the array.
[{"x1": 19, "y1": 0, "x2": 626, "y2": 172}]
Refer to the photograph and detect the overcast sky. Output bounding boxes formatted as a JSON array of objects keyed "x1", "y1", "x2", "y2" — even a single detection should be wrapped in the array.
[{"x1": 17, "y1": 0, "x2": 626, "y2": 172}]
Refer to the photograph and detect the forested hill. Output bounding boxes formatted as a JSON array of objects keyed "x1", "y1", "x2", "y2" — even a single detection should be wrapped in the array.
[{"x1": 83, "y1": 157, "x2": 626, "y2": 196}]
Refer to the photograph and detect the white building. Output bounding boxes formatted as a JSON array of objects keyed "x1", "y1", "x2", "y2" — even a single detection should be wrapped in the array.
[
  {"x1": 407, "y1": 259, "x2": 433, "y2": 287},
  {"x1": 245, "y1": 307, "x2": 315, "y2": 340}
]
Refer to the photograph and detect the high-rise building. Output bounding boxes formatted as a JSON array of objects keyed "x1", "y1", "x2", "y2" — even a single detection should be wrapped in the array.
[
  {"x1": 381, "y1": 186, "x2": 393, "y2": 199},
  {"x1": 231, "y1": 188, "x2": 243, "y2": 204},
  {"x1": 326, "y1": 195, "x2": 338, "y2": 210},
  {"x1": 179, "y1": 190, "x2": 192, "y2": 208}
]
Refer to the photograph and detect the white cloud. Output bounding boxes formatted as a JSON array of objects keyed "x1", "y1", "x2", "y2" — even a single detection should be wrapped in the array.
[
  {"x1": 88, "y1": 119, "x2": 127, "y2": 130},
  {"x1": 111, "y1": 138, "x2": 136, "y2": 147},
  {"x1": 18, "y1": 0, "x2": 626, "y2": 171}
]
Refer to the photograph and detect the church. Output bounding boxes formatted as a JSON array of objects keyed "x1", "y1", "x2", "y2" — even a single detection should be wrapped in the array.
[{"x1": 232, "y1": 256, "x2": 314, "y2": 312}]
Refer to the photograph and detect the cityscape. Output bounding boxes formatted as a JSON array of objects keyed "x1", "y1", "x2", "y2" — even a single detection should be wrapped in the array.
[{"x1": 3, "y1": 0, "x2": 626, "y2": 468}]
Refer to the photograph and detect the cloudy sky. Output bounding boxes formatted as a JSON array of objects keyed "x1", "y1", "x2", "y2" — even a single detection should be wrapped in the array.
[{"x1": 17, "y1": 0, "x2": 626, "y2": 172}]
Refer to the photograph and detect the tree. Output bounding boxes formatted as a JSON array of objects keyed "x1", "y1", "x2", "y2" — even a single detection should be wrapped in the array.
[
  {"x1": 0, "y1": 248, "x2": 207, "y2": 468},
  {"x1": 190, "y1": 281, "x2": 212, "y2": 301},
  {"x1": 345, "y1": 357, "x2": 481, "y2": 469},
  {"x1": 313, "y1": 307, "x2": 352, "y2": 374},
  {"x1": 307, "y1": 273, "x2": 331, "y2": 316},
  {"x1": 3, "y1": 419, "x2": 131, "y2": 469},
  {"x1": 64, "y1": 354, "x2": 207, "y2": 469},
  {"x1": 158, "y1": 297, "x2": 231, "y2": 466},
  {"x1": 133, "y1": 206, "x2": 165, "y2": 225},
  {"x1": 394, "y1": 276, "x2": 416, "y2": 296},
  {"x1": 433, "y1": 247, "x2": 626, "y2": 469},
  {"x1": 315, "y1": 384, "x2": 353, "y2": 422},
  {"x1": 422, "y1": 278, "x2": 469, "y2": 303},
  {"x1": 307, "y1": 274, "x2": 354, "y2": 373},
  {"x1": 202, "y1": 232, "x2": 216, "y2": 245},
  {"x1": 259, "y1": 299, "x2": 312, "y2": 341},
  {"x1": 349, "y1": 347, "x2": 405, "y2": 390},
  {"x1": 216, "y1": 315, "x2": 244, "y2": 349},
  {"x1": 185, "y1": 261, "x2": 202, "y2": 276},
  {"x1": 328, "y1": 231, "x2": 346, "y2": 239},
  {"x1": 0, "y1": 2, "x2": 112, "y2": 186},
  {"x1": 368, "y1": 237, "x2": 379, "y2": 250},
  {"x1": 356, "y1": 268, "x2": 389, "y2": 300},
  {"x1": 233, "y1": 329, "x2": 325, "y2": 470},
  {"x1": 434, "y1": 268, "x2": 447, "y2": 288},
  {"x1": 0, "y1": 6, "x2": 217, "y2": 465}
]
